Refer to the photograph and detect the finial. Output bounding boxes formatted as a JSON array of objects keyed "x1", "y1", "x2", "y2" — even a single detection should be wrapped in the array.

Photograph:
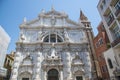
[
  {"x1": 41, "y1": 9, "x2": 45, "y2": 13},
  {"x1": 23, "y1": 17, "x2": 27, "y2": 23},
  {"x1": 51, "y1": 5, "x2": 55, "y2": 11}
]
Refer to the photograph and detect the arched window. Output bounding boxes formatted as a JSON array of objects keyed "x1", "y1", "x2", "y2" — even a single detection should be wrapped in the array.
[
  {"x1": 43, "y1": 34, "x2": 63, "y2": 43},
  {"x1": 108, "y1": 58, "x2": 113, "y2": 69}
]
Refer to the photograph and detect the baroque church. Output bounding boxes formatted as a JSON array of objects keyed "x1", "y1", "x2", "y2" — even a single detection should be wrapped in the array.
[{"x1": 10, "y1": 8, "x2": 96, "y2": 80}]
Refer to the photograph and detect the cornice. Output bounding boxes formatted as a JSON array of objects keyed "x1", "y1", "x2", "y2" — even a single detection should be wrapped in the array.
[
  {"x1": 19, "y1": 25, "x2": 85, "y2": 30},
  {"x1": 16, "y1": 41, "x2": 88, "y2": 46},
  {"x1": 16, "y1": 42, "x2": 88, "y2": 52}
]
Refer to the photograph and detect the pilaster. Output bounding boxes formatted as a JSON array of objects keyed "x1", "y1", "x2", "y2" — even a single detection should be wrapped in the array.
[
  {"x1": 32, "y1": 51, "x2": 41, "y2": 80},
  {"x1": 10, "y1": 51, "x2": 21, "y2": 80},
  {"x1": 65, "y1": 52, "x2": 73, "y2": 80}
]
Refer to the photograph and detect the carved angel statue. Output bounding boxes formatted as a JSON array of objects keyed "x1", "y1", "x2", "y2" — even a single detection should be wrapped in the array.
[
  {"x1": 51, "y1": 43, "x2": 56, "y2": 57},
  {"x1": 38, "y1": 31, "x2": 43, "y2": 41},
  {"x1": 19, "y1": 33, "x2": 26, "y2": 41},
  {"x1": 64, "y1": 29, "x2": 69, "y2": 41}
]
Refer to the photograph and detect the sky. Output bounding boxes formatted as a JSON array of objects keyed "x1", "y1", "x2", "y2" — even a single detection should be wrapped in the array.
[{"x1": 0, "y1": 0, "x2": 101, "y2": 53}]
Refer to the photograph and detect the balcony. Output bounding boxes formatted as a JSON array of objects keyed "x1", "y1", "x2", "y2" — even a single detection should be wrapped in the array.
[
  {"x1": 115, "y1": 8, "x2": 120, "y2": 17},
  {"x1": 104, "y1": 10, "x2": 115, "y2": 26},
  {"x1": 110, "y1": 0, "x2": 119, "y2": 6},
  {"x1": 113, "y1": 68, "x2": 120, "y2": 76},
  {"x1": 114, "y1": 0, "x2": 120, "y2": 17},
  {"x1": 98, "y1": 0, "x2": 111, "y2": 15},
  {"x1": 0, "y1": 67, "x2": 7, "y2": 77},
  {"x1": 106, "y1": 16, "x2": 114, "y2": 26},
  {"x1": 111, "y1": 36, "x2": 120, "y2": 47}
]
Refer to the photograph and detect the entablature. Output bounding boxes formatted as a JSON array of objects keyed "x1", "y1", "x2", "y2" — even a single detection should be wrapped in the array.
[{"x1": 16, "y1": 42, "x2": 88, "y2": 52}]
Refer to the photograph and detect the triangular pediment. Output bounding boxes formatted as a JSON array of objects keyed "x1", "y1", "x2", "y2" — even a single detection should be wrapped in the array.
[
  {"x1": 72, "y1": 52, "x2": 83, "y2": 65},
  {"x1": 21, "y1": 56, "x2": 33, "y2": 66},
  {"x1": 44, "y1": 10, "x2": 65, "y2": 17}
]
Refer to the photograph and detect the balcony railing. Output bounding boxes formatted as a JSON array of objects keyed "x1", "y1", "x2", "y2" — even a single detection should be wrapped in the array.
[
  {"x1": 111, "y1": 36, "x2": 120, "y2": 47},
  {"x1": 107, "y1": 17, "x2": 114, "y2": 26},
  {"x1": 115, "y1": 8, "x2": 120, "y2": 16},
  {"x1": 113, "y1": 68, "x2": 120, "y2": 76},
  {"x1": 99, "y1": 0, "x2": 111, "y2": 14},
  {"x1": 0, "y1": 68, "x2": 7, "y2": 77}
]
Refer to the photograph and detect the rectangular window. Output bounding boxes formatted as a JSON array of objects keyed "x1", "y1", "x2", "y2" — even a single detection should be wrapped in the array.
[
  {"x1": 105, "y1": 12, "x2": 114, "y2": 26},
  {"x1": 7, "y1": 59, "x2": 10, "y2": 66},
  {"x1": 101, "y1": 25, "x2": 105, "y2": 31},
  {"x1": 95, "y1": 38, "x2": 104, "y2": 48},
  {"x1": 112, "y1": 24, "x2": 120, "y2": 40},
  {"x1": 100, "y1": 4, "x2": 103, "y2": 10},
  {"x1": 108, "y1": 59, "x2": 113, "y2": 69},
  {"x1": 99, "y1": 38, "x2": 104, "y2": 45},
  {"x1": 100, "y1": 0, "x2": 106, "y2": 10},
  {"x1": 102, "y1": 0, "x2": 106, "y2": 5},
  {"x1": 114, "y1": 0, "x2": 120, "y2": 16}
]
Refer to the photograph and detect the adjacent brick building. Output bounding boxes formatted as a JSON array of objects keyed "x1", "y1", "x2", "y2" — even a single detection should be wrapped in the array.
[
  {"x1": 93, "y1": 22, "x2": 110, "y2": 80},
  {"x1": 97, "y1": 0, "x2": 120, "y2": 79}
]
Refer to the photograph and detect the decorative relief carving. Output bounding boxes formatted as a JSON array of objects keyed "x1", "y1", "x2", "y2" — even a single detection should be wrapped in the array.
[
  {"x1": 51, "y1": 15, "x2": 56, "y2": 25},
  {"x1": 71, "y1": 52, "x2": 85, "y2": 75},
  {"x1": 11, "y1": 9, "x2": 92, "y2": 80},
  {"x1": 41, "y1": 45, "x2": 63, "y2": 71},
  {"x1": 18, "y1": 66, "x2": 33, "y2": 75},
  {"x1": 64, "y1": 29, "x2": 70, "y2": 42},
  {"x1": 20, "y1": 33, "x2": 26, "y2": 41}
]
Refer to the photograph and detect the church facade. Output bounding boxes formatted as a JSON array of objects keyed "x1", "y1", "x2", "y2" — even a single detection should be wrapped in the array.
[{"x1": 10, "y1": 8, "x2": 95, "y2": 80}]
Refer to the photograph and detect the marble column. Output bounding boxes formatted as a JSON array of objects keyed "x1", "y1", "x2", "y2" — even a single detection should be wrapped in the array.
[
  {"x1": 44, "y1": 71, "x2": 47, "y2": 80},
  {"x1": 33, "y1": 51, "x2": 41, "y2": 80},
  {"x1": 10, "y1": 51, "x2": 21, "y2": 80},
  {"x1": 60, "y1": 70, "x2": 63, "y2": 80},
  {"x1": 65, "y1": 52, "x2": 73, "y2": 80}
]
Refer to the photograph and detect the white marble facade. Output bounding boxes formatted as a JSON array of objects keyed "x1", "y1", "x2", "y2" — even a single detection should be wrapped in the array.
[{"x1": 10, "y1": 8, "x2": 92, "y2": 80}]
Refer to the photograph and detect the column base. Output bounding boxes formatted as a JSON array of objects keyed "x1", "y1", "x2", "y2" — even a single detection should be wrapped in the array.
[
  {"x1": 10, "y1": 78, "x2": 17, "y2": 80},
  {"x1": 33, "y1": 78, "x2": 41, "y2": 80},
  {"x1": 69, "y1": 78, "x2": 73, "y2": 80}
]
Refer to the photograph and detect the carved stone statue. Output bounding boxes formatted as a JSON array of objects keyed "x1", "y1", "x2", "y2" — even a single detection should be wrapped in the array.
[
  {"x1": 64, "y1": 29, "x2": 69, "y2": 41},
  {"x1": 20, "y1": 33, "x2": 26, "y2": 41}
]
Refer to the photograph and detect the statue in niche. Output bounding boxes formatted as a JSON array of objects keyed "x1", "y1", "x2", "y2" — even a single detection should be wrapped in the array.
[
  {"x1": 64, "y1": 29, "x2": 69, "y2": 41},
  {"x1": 51, "y1": 15, "x2": 56, "y2": 25},
  {"x1": 51, "y1": 43, "x2": 56, "y2": 57},
  {"x1": 48, "y1": 43, "x2": 59, "y2": 59},
  {"x1": 38, "y1": 31, "x2": 42, "y2": 41}
]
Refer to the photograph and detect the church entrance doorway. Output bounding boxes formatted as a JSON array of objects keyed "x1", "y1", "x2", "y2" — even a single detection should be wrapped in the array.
[
  {"x1": 22, "y1": 78, "x2": 29, "y2": 80},
  {"x1": 76, "y1": 76, "x2": 83, "y2": 80},
  {"x1": 47, "y1": 69, "x2": 59, "y2": 80}
]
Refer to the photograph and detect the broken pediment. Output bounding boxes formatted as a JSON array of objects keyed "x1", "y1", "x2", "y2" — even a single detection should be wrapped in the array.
[
  {"x1": 72, "y1": 52, "x2": 83, "y2": 66},
  {"x1": 21, "y1": 56, "x2": 33, "y2": 66},
  {"x1": 20, "y1": 9, "x2": 85, "y2": 29}
]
